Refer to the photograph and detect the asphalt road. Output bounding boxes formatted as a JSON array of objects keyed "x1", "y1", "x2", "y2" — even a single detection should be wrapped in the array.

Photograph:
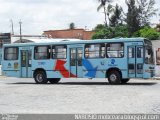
[{"x1": 0, "y1": 77, "x2": 160, "y2": 114}]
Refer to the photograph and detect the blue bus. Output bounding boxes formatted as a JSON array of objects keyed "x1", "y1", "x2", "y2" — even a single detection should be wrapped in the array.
[
  {"x1": 1, "y1": 38, "x2": 155, "y2": 84},
  {"x1": 0, "y1": 49, "x2": 2, "y2": 65}
]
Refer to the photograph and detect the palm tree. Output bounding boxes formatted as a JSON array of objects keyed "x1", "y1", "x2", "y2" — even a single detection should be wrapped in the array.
[
  {"x1": 97, "y1": 0, "x2": 113, "y2": 26},
  {"x1": 106, "y1": 4, "x2": 114, "y2": 26}
]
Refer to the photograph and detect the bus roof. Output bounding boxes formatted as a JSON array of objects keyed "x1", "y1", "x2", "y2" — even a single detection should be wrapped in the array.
[{"x1": 3, "y1": 38, "x2": 145, "y2": 47}]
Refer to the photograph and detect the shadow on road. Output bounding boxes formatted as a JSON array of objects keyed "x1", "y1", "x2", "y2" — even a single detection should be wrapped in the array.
[
  {"x1": 58, "y1": 82, "x2": 157, "y2": 86},
  {"x1": 8, "y1": 82, "x2": 158, "y2": 86}
]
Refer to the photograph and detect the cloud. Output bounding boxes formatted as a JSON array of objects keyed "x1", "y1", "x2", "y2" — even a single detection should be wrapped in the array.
[
  {"x1": 0, "y1": 0, "x2": 49, "y2": 4},
  {"x1": 0, "y1": 0, "x2": 104, "y2": 34},
  {"x1": 0, "y1": 0, "x2": 159, "y2": 35}
]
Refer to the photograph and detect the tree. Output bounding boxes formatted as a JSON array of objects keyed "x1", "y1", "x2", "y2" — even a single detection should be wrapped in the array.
[
  {"x1": 92, "y1": 24, "x2": 129, "y2": 39},
  {"x1": 114, "y1": 24, "x2": 129, "y2": 37},
  {"x1": 92, "y1": 24, "x2": 113, "y2": 39},
  {"x1": 94, "y1": 24, "x2": 106, "y2": 32},
  {"x1": 125, "y1": 0, "x2": 157, "y2": 37},
  {"x1": 125, "y1": 0, "x2": 140, "y2": 37},
  {"x1": 137, "y1": 0, "x2": 158, "y2": 27},
  {"x1": 97, "y1": 0, "x2": 113, "y2": 26},
  {"x1": 69, "y1": 22, "x2": 75, "y2": 29},
  {"x1": 138, "y1": 26, "x2": 160, "y2": 40},
  {"x1": 106, "y1": 4, "x2": 114, "y2": 26},
  {"x1": 110, "y1": 4, "x2": 123, "y2": 27}
]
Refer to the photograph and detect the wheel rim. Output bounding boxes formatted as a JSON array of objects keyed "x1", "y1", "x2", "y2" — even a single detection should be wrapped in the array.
[
  {"x1": 36, "y1": 73, "x2": 44, "y2": 82},
  {"x1": 110, "y1": 74, "x2": 117, "y2": 82}
]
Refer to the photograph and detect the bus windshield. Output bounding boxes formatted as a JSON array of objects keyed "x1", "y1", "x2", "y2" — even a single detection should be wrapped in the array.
[{"x1": 144, "y1": 39, "x2": 154, "y2": 64}]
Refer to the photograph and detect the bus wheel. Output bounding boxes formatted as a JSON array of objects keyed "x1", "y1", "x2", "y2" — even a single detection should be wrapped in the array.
[
  {"x1": 34, "y1": 71, "x2": 48, "y2": 84},
  {"x1": 49, "y1": 78, "x2": 60, "y2": 84},
  {"x1": 108, "y1": 70, "x2": 121, "y2": 84},
  {"x1": 121, "y1": 79, "x2": 130, "y2": 84}
]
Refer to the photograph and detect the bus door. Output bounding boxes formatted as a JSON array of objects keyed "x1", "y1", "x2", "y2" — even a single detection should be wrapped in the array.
[
  {"x1": 128, "y1": 46, "x2": 144, "y2": 78},
  {"x1": 21, "y1": 50, "x2": 32, "y2": 78},
  {"x1": 70, "y1": 48, "x2": 83, "y2": 78}
]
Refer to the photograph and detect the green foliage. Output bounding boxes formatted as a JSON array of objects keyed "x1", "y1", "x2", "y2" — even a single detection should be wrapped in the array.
[
  {"x1": 92, "y1": 24, "x2": 128, "y2": 39},
  {"x1": 92, "y1": 26, "x2": 113, "y2": 39},
  {"x1": 138, "y1": 26, "x2": 160, "y2": 40},
  {"x1": 95, "y1": 0, "x2": 158, "y2": 39},
  {"x1": 110, "y1": 4, "x2": 123, "y2": 27},
  {"x1": 92, "y1": 24, "x2": 160, "y2": 40},
  {"x1": 114, "y1": 25, "x2": 128, "y2": 37},
  {"x1": 137, "y1": 0, "x2": 157, "y2": 27},
  {"x1": 125, "y1": 0, "x2": 140, "y2": 37},
  {"x1": 125, "y1": 0, "x2": 157, "y2": 37},
  {"x1": 94, "y1": 24, "x2": 106, "y2": 32}
]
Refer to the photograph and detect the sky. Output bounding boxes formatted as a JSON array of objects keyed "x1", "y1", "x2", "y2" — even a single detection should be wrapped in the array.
[{"x1": 0, "y1": 0, "x2": 159, "y2": 35}]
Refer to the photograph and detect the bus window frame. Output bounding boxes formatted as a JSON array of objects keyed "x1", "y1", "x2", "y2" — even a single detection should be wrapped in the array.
[
  {"x1": 34, "y1": 45, "x2": 51, "y2": 60},
  {"x1": 84, "y1": 43, "x2": 105, "y2": 59},
  {"x1": 4, "y1": 47, "x2": 19, "y2": 61},
  {"x1": 52, "y1": 45, "x2": 67, "y2": 59},
  {"x1": 137, "y1": 46, "x2": 144, "y2": 58},
  {"x1": 144, "y1": 46, "x2": 154, "y2": 64},
  {"x1": 106, "y1": 42, "x2": 124, "y2": 58}
]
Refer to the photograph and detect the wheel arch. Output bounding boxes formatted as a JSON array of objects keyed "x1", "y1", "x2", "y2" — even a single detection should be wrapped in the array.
[
  {"x1": 33, "y1": 68, "x2": 47, "y2": 78},
  {"x1": 106, "y1": 67, "x2": 122, "y2": 78}
]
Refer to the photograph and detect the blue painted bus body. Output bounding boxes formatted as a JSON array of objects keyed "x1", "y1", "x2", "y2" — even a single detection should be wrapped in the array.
[
  {"x1": 1, "y1": 38, "x2": 155, "y2": 80},
  {"x1": 0, "y1": 49, "x2": 2, "y2": 65}
]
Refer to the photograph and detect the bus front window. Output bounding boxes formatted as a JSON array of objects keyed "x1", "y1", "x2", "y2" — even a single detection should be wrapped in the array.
[{"x1": 145, "y1": 47, "x2": 154, "y2": 64}]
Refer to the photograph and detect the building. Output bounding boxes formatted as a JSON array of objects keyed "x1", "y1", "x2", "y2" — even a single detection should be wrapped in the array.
[
  {"x1": 11, "y1": 35, "x2": 81, "y2": 43},
  {"x1": 152, "y1": 40, "x2": 160, "y2": 64},
  {"x1": 152, "y1": 40, "x2": 160, "y2": 77},
  {"x1": 43, "y1": 29, "x2": 95, "y2": 40},
  {"x1": 0, "y1": 33, "x2": 11, "y2": 48},
  {"x1": 11, "y1": 35, "x2": 47, "y2": 43},
  {"x1": 0, "y1": 33, "x2": 11, "y2": 64},
  {"x1": 0, "y1": 34, "x2": 47, "y2": 64}
]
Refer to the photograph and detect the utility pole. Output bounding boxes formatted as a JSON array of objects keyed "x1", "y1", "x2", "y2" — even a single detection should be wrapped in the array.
[
  {"x1": 19, "y1": 19, "x2": 22, "y2": 43},
  {"x1": 10, "y1": 19, "x2": 14, "y2": 35}
]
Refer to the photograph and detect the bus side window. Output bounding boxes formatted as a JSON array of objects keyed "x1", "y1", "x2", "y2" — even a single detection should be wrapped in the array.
[
  {"x1": 52, "y1": 45, "x2": 67, "y2": 59},
  {"x1": 106, "y1": 43, "x2": 124, "y2": 58},
  {"x1": 34, "y1": 46, "x2": 50, "y2": 60},
  {"x1": 4, "y1": 47, "x2": 19, "y2": 60},
  {"x1": 137, "y1": 47, "x2": 143, "y2": 58},
  {"x1": 101, "y1": 44, "x2": 105, "y2": 58},
  {"x1": 85, "y1": 47, "x2": 89, "y2": 58},
  {"x1": 85, "y1": 44, "x2": 105, "y2": 58},
  {"x1": 129, "y1": 47, "x2": 134, "y2": 58}
]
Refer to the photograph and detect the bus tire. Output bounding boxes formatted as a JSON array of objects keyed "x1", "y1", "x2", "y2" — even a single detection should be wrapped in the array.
[
  {"x1": 121, "y1": 79, "x2": 130, "y2": 84},
  {"x1": 48, "y1": 78, "x2": 60, "y2": 84},
  {"x1": 108, "y1": 70, "x2": 121, "y2": 84},
  {"x1": 34, "y1": 71, "x2": 48, "y2": 84}
]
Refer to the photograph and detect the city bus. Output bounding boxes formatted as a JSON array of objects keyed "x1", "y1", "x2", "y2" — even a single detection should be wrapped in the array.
[
  {"x1": 0, "y1": 49, "x2": 2, "y2": 65},
  {"x1": 1, "y1": 38, "x2": 155, "y2": 84}
]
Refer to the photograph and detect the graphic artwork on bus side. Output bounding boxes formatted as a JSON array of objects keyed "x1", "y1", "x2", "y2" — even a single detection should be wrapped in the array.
[
  {"x1": 82, "y1": 59, "x2": 98, "y2": 78},
  {"x1": 54, "y1": 60, "x2": 76, "y2": 78},
  {"x1": 111, "y1": 59, "x2": 115, "y2": 64}
]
